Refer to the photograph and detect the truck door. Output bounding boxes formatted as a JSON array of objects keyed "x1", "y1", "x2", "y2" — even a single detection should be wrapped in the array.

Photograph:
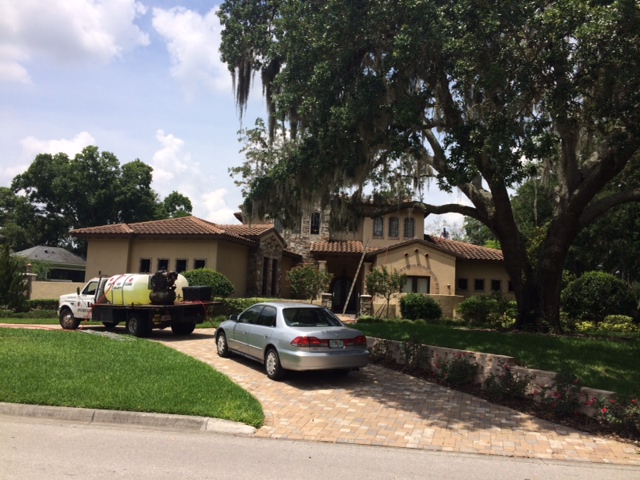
[{"x1": 77, "y1": 280, "x2": 100, "y2": 318}]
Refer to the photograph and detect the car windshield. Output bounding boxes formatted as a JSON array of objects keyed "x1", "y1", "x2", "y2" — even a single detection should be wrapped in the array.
[{"x1": 282, "y1": 307, "x2": 343, "y2": 327}]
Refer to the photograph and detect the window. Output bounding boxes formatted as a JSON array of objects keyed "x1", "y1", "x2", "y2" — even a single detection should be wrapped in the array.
[
  {"x1": 238, "y1": 305, "x2": 264, "y2": 324},
  {"x1": 257, "y1": 306, "x2": 277, "y2": 327},
  {"x1": 157, "y1": 258, "x2": 169, "y2": 272},
  {"x1": 139, "y1": 258, "x2": 151, "y2": 273},
  {"x1": 388, "y1": 217, "x2": 399, "y2": 238},
  {"x1": 491, "y1": 279, "x2": 501, "y2": 292},
  {"x1": 373, "y1": 217, "x2": 384, "y2": 238},
  {"x1": 271, "y1": 258, "x2": 278, "y2": 297},
  {"x1": 402, "y1": 276, "x2": 430, "y2": 294},
  {"x1": 508, "y1": 281, "x2": 514, "y2": 292},
  {"x1": 403, "y1": 217, "x2": 415, "y2": 238},
  {"x1": 474, "y1": 279, "x2": 485, "y2": 292},
  {"x1": 82, "y1": 280, "x2": 99, "y2": 296},
  {"x1": 310, "y1": 212, "x2": 321, "y2": 235},
  {"x1": 457, "y1": 278, "x2": 468, "y2": 291},
  {"x1": 194, "y1": 259, "x2": 206, "y2": 269},
  {"x1": 274, "y1": 218, "x2": 283, "y2": 233},
  {"x1": 262, "y1": 257, "x2": 270, "y2": 295},
  {"x1": 175, "y1": 259, "x2": 187, "y2": 273}
]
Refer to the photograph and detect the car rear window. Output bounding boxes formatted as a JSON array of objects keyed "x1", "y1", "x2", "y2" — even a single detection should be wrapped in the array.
[{"x1": 282, "y1": 308, "x2": 343, "y2": 327}]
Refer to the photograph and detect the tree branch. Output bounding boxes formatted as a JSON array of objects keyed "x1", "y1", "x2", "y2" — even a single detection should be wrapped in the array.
[{"x1": 579, "y1": 188, "x2": 640, "y2": 229}]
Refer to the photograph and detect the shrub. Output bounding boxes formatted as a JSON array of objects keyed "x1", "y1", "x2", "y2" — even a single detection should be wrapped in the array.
[
  {"x1": 399, "y1": 293, "x2": 442, "y2": 321},
  {"x1": 456, "y1": 295, "x2": 498, "y2": 324},
  {"x1": 182, "y1": 268, "x2": 235, "y2": 298},
  {"x1": 600, "y1": 315, "x2": 639, "y2": 332},
  {"x1": 366, "y1": 266, "x2": 405, "y2": 317},
  {"x1": 590, "y1": 396, "x2": 640, "y2": 437},
  {"x1": 213, "y1": 298, "x2": 269, "y2": 317},
  {"x1": 433, "y1": 353, "x2": 478, "y2": 388},
  {"x1": 483, "y1": 364, "x2": 531, "y2": 401},
  {"x1": 535, "y1": 368, "x2": 583, "y2": 416},
  {"x1": 561, "y1": 271, "x2": 636, "y2": 325},
  {"x1": 287, "y1": 263, "x2": 332, "y2": 302},
  {"x1": 27, "y1": 299, "x2": 59, "y2": 311}
]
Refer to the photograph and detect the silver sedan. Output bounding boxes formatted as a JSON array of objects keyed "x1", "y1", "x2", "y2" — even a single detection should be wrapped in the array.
[{"x1": 215, "y1": 302, "x2": 369, "y2": 380}]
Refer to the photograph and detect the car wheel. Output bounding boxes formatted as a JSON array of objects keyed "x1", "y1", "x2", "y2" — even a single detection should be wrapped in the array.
[
  {"x1": 216, "y1": 331, "x2": 230, "y2": 358},
  {"x1": 265, "y1": 348, "x2": 285, "y2": 380},
  {"x1": 126, "y1": 316, "x2": 151, "y2": 338},
  {"x1": 171, "y1": 323, "x2": 196, "y2": 335},
  {"x1": 59, "y1": 308, "x2": 80, "y2": 330}
]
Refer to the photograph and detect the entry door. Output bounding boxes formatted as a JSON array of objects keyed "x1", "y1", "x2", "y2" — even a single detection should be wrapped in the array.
[{"x1": 332, "y1": 277, "x2": 357, "y2": 313}]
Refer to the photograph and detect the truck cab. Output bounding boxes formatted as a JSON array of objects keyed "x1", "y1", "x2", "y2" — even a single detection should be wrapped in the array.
[{"x1": 58, "y1": 277, "x2": 106, "y2": 329}]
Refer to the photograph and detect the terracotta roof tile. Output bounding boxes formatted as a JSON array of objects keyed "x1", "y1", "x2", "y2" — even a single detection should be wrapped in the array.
[
  {"x1": 311, "y1": 241, "x2": 368, "y2": 254},
  {"x1": 71, "y1": 216, "x2": 250, "y2": 243},
  {"x1": 430, "y1": 236, "x2": 503, "y2": 261},
  {"x1": 221, "y1": 224, "x2": 274, "y2": 239}
]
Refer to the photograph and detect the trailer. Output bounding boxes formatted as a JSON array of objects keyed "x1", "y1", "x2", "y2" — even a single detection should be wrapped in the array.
[{"x1": 58, "y1": 272, "x2": 217, "y2": 337}]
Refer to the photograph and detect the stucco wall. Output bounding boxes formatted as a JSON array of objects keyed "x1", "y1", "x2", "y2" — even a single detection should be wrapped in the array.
[
  {"x1": 360, "y1": 210, "x2": 425, "y2": 248},
  {"x1": 126, "y1": 238, "x2": 218, "y2": 273},
  {"x1": 29, "y1": 281, "x2": 86, "y2": 300},
  {"x1": 85, "y1": 238, "x2": 130, "y2": 278},
  {"x1": 455, "y1": 260, "x2": 513, "y2": 298},
  {"x1": 374, "y1": 243, "x2": 456, "y2": 296},
  {"x1": 215, "y1": 240, "x2": 249, "y2": 297}
]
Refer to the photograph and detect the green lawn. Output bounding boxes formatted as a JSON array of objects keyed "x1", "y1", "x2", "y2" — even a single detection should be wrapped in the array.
[
  {"x1": 356, "y1": 321, "x2": 640, "y2": 397},
  {"x1": 0, "y1": 328, "x2": 263, "y2": 427}
]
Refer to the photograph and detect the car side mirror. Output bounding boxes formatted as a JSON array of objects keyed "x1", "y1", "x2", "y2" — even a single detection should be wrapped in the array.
[{"x1": 229, "y1": 314, "x2": 238, "y2": 321}]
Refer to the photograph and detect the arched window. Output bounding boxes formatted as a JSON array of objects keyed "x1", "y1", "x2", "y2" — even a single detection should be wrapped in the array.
[
  {"x1": 404, "y1": 217, "x2": 415, "y2": 238},
  {"x1": 388, "y1": 217, "x2": 399, "y2": 238},
  {"x1": 310, "y1": 212, "x2": 321, "y2": 235},
  {"x1": 373, "y1": 217, "x2": 384, "y2": 238}
]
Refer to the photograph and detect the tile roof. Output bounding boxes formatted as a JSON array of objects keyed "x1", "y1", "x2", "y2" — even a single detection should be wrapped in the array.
[
  {"x1": 71, "y1": 216, "x2": 251, "y2": 243},
  {"x1": 429, "y1": 236, "x2": 503, "y2": 261},
  {"x1": 220, "y1": 224, "x2": 275, "y2": 239},
  {"x1": 310, "y1": 241, "x2": 370, "y2": 254}
]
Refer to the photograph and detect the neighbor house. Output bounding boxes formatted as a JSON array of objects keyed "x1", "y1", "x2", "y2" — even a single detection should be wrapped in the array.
[{"x1": 13, "y1": 245, "x2": 86, "y2": 282}]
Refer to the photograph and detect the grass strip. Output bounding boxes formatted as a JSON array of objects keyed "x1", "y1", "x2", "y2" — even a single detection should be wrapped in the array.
[
  {"x1": 357, "y1": 322, "x2": 640, "y2": 397},
  {"x1": 0, "y1": 328, "x2": 263, "y2": 427}
]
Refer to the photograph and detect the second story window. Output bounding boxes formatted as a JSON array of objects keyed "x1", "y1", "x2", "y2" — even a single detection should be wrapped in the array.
[
  {"x1": 404, "y1": 217, "x2": 415, "y2": 238},
  {"x1": 388, "y1": 217, "x2": 399, "y2": 238},
  {"x1": 373, "y1": 217, "x2": 384, "y2": 238},
  {"x1": 310, "y1": 212, "x2": 321, "y2": 235}
]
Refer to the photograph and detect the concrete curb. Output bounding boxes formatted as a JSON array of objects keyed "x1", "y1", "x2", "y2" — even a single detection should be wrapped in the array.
[{"x1": 0, "y1": 402, "x2": 256, "y2": 436}]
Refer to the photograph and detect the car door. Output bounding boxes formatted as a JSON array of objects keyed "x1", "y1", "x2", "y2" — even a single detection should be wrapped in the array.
[
  {"x1": 244, "y1": 306, "x2": 277, "y2": 360},
  {"x1": 229, "y1": 305, "x2": 264, "y2": 355},
  {"x1": 77, "y1": 280, "x2": 99, "y2": 318}
]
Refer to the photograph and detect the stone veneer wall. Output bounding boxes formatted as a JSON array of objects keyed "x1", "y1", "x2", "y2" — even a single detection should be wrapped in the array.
[
  {"x1": 246, "y1": 237, "x2": 287, "y2": 297},
  {"x1": 367, "y1": 337, "x2": 615, "y2": 418},
  {"x1": 281, "y1": 210, "x2": 331, "y2": 261}
]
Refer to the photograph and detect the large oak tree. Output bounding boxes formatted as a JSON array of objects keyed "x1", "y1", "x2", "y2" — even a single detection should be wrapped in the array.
[{"x1": 219, "y1": 0, "x2": 640, "y2": 331}]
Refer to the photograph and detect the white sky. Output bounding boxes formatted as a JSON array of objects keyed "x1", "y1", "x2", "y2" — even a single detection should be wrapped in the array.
[{"x1": 0, "y1": 0, "x2": 464, "y2": 228}]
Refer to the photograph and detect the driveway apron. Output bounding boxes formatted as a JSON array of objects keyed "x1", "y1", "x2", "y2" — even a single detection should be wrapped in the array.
[{"x1": 154, "y1": 330, "x2": 640, "y2": 466}]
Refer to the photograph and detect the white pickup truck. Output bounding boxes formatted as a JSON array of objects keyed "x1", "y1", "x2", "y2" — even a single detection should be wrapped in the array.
[{"x1": 58, "y1": 272, "x2": 215, "y2": 337}]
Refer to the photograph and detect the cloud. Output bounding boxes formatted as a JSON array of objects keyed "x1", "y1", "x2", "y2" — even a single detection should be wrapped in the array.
[
  {"x1": 20, "y1": 131, "x2": 96, "y2": 159},
  {"x1": 0, "y1": 0, "x2": 149, "y2": 83},
  {"x1": 152, "y1": 6, "x2": 231, "y2": 97},
  {"x1": 150, "y1": 129, "x2": 237, "y2": 224}
]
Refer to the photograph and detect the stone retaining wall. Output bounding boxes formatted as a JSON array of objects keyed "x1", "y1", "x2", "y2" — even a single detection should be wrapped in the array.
[{"x1": 367, "y1": 336, "x2": 614, "y2": 417}]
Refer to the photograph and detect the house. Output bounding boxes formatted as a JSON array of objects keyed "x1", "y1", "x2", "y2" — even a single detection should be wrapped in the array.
[
  {"x1": 71, "y1": 204, "x2": 511, "y2": 317},
  {"x1": 248, "y1": 202, "x2": 511, "y2": 316},
  {"x1": 71, "y1": 216, "x2": 301, "y2": 298},
  {"x1": 13, "y1": 245, "x2": 86, "y2": 282}
]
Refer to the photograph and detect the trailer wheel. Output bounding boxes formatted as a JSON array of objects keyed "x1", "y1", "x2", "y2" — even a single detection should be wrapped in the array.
[
  {"x1": 126, "y1": 316, "x2": 151, "y2": 337},
  {"x1": 216, "y1": 331, "x2": 230, "y2": 358},
  {"x1": 59, "y1": 308, "x2": 80, "y2": 330},
  {"x1": 170, "y1": 323, "x2": 195, "y2": 335}
]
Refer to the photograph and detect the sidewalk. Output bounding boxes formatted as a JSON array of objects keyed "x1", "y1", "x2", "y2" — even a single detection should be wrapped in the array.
[{"x1": 2, "y1": 324, "x2": 639, "y2": 466}]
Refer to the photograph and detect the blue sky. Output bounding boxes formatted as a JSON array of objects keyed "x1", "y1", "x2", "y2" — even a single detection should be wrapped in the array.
[{"x1": 0, "y1": 0, "x2": 464, "y2": 230}]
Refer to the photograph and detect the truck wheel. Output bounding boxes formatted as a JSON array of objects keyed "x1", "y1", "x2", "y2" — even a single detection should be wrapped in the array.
[
  {"x1": 216, "y1": 331, "x2": 230, "y2": 357},
  {"x1": 126, "y1": 317, "x2": 151, "y2": 337},
  {"x1": 265, "y1": 348, "x2": 285, "y2": 380},
  {"x1": 170, "y1": 323, "x2": 195, "y2": 335},
  {"x1": 59, "y1": 308, "x2": 80, "y2": 330}
]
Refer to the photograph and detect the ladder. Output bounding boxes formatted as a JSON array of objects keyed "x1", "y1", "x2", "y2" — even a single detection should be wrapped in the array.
[{"x1": 342, "y1": 240, "x2": 369, "y2": 315}]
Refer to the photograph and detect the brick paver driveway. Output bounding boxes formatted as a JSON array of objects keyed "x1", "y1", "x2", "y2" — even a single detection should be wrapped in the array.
[{"x1": 154, "y1": 330, "x2": 640, "y2": 466}]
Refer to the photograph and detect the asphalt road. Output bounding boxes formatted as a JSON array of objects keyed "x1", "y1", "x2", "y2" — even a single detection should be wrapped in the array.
[{"x1": 2, "y1": 415, "x2": 639, "y2": 480}]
